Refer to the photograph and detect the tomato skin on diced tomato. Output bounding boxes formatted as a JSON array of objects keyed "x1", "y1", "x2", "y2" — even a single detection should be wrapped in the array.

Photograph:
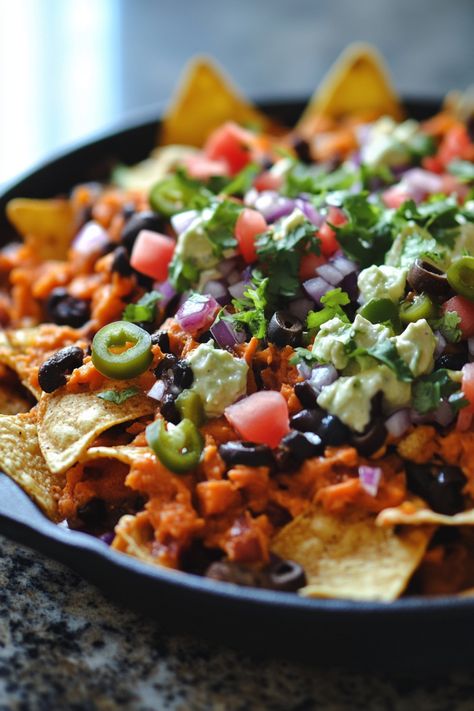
[
  {"x1": 299, "y1": 252, "x2": 326, "y2": 280},
  {"x1": 319, "y1": 206, "x2": 346, "y2": 257},
  {"x1": 184, "y1": 154, "x2": 229, "y2": 180},
  {"x1": 224, "y1": 391, "x2": 290, "y2": 449},
  {"x1": 130, "y1": 229, "x2": 175, "y2": 282},
  {"x1": 204, "y1": 122, "x2": 254, "y2": 175},
  {"x1": 234, "y1": 208, "x2": 268, "y2": 264},
  {"x1": 461, "y1": 363, "x2": 474, "y2": 414},
  {"x1": 442, "y1": 296, "x2": 474, "y2": 339},
  {"x1": 253, "y1": 170, "x2": 283, "y2": 192},
  {"x1": 382, "y1": 186, "x2": 412, "y2": 209}
]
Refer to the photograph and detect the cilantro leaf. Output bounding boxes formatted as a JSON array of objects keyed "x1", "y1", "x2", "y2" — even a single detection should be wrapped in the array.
[
  {"x1": 394, "y1": 196, "x2": 461, "y2": 246},
  {"x1": 289, "y1": 347, "x2": 320, "y2": 366},
  {"x1": 307, "y1": 288, "x2": 350, "y2": 331},
  {"x1": 412, "y1": 369, "x2": 465, "y2": 414},
  {"x1": 226, "y1": 272, "x2": 268, "y2": 338},
  {"x1": 221, "y1": 163, "x2": 260, "y2": 196},
  {"x1": 122, "y1": 291, "x2": 162, "y2": 324},
  {"x1": 283, "y1": 162, "x2": 357, "y2": 198},
  {"x1": 97, "y1": 387, "x2": 140, "y2": 405},
  {"x1": 365, "y1": 340, "x2": 414, "y2": 382},
  {"x1": 448, "y1": 159, "x2": 474, "y2": 184},
  {"x1": 430, "y1": 311, "x2": 462, "y2": 344},
  {"x1": 168, "y1": 255, "x2": 200, "y2": 292},
  {"x1": 204, "y1": 200, "x2": 242, "y2": 256}
]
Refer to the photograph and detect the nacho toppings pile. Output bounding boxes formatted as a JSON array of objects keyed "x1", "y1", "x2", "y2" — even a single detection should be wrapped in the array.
[{"x1": 2, "y1": 45, "x2": 474, "y2": 601}]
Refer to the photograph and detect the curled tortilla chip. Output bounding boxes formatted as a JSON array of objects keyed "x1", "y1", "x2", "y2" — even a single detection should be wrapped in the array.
[
  {"x1": 83, "y1": 445, "x2": 153, "y2": 466},
  {"x1": 298, "y1": 42, "x2": 403, "y2": 129},
  {"x1": 0, "y1": 382, "x2": 34, "y2": 415},
  {"x1": 37, "y1": 385, "x2": 155, "y2": 474},
  {"x1": 112, "y1": 513, "x2": 156, "y2": 564},
  {"x1": 271, "y1": 505, "x2": 432, "y2": 601},
  {"x1": 0, "y1": 411, "x2": 62, "y2": 520},
  {"x1": 160, "y1": 56, "x2": 280, "y2": 147},
  {"x1": 376, "y1": 500, "x2": 474, "y2": 527},
  {"x1": 6, "y1": 198, "x2": 76, "y2": 259}
]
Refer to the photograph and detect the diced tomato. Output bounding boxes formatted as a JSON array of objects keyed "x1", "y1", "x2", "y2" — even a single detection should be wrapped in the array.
[
  {"x1": 224, "y1": 391, "x2": 290, "y2": 449},
  {"x1": 318, "y1": 206, "x2": 346, "y2": 256},
  {"x1": 382, "y1": 186, "x2": 412, "y2": 209},
  {"x1": 253, "y1": 170, "x2": 283, "y2": 192},
  {"x1": 437, "y1": 124, "x2": 473, "y2": 167},
  {"x1": 461, "y1": 363, "x2": 474, "y2": 414},
  {"x1": 442, "y1": 296, "x2": 474, "y2": 339},
  {"x1": 204, "y1": 122, "x2": 254, "y2": 175},
  {"x1": 235, "y1": 208, "x2": 267, "y2": 264},
  {"x1": 299, "y1": 252, "x2": 326, "y2": 280},
  {"x1": 183, "y1": 154, "x2": 229, "y2": 180},
  {"x1": 422, "y1": 155, "x2": 444, "y2": 173},
  {"x1": 457, "y1": 407, "x2": 473, "y2": 431},
  {"x1": 130, "y1": 229, "x2": 175, "y2": 282}
]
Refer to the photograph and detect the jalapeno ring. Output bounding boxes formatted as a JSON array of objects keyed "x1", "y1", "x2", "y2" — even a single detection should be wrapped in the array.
[
  {"x1": 146, "y1": 417, "x2": 203, "y2": 473},
  {"x1": 447, "y1": 256, "x2": 474, "y2": 301},
  {"x1": 91, "y1": 321, "x2": 153, "y2": 380}
]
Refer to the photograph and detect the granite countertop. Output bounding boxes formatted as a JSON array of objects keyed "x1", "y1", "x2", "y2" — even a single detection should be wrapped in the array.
[{"x1": 1, "y1": 535, "x2": 473, "y2": 711}]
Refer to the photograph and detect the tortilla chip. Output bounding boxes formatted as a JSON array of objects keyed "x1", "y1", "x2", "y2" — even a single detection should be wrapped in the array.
[
  {"x1": 6, "y1": 198, "x2": 76, "y2": 259},
  {"x1": 376, "y1": 499, "x2": 474, "y2": 527},
  {"x1": 37, "y1": 386, "x2": 155, "y2": 474},
  {"x1": 0, "y1": 382, "x2": 34, "y2": 415},
  {"x1": 112, "y1": 513, "x2": 157, "y2": 564},
  {"x1": 83, "y1": 445, "x2": 152, "y2": 466},
  {"x1": 160, "y1": 56, "x2": 280, "y2": 147},
  {"x1": 0, "y1": 411, "x2": 62, "y2": 520},
  {"x1": 298, "y1": 43, "x2": 403, "y2": 128},
  {"x1": 271, "y1": 505, "x2": 432, "y2": 601}
]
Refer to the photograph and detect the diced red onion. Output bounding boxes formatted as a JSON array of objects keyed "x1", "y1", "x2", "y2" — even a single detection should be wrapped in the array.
[
  {"x1": 228, "y1": 280, "x2": 250, "y2": 300},
  {"x1": 340, "y1": 271, "x2": 359, "y2": 301},
  {"x1": 217, "y1": 257, "x2": 238, "y2": 278},
  {"x1": 434, "y1": 400, "x2": 455, "y2": 427},
  {"x1": 227, "y1": 270, "x2": 241, "y2": 286},
  {"x1": 358, "y1": 465, "x2": 382, "y2": 497},
  {"x1": 153, "y1": 279, "x2": 177, "y2": 308},
  {"x1": 297, "y1": 362, "x2": 312, "y2": 380},
  {"x1": 147, "y1": 380, "x2": 166, "y2": 401},
  {"x1": 303, "y1": 276, "x2": 332, "y2": 304},
  {"x1": 170, "y1": 210, "x2": 198, "y2": 235},
  {"x1": 309, "y1": 364, "x2": 338, "y2": 393},
  {"x1": 210, "y1": 314, "x2": 246, "y2": 348},
  {"x1": 175, "y1": 294, "x2": 219, "y2": 334},
  {"x1": 202, "y1": 279, "x2": 230, "y2": 305},
  {"x1": 385, "y1": 409, "x2": 411, "y2": 438},
  {"x1": 330, "y1": 254, "x2": 358, "y2": 277},
  {"x1": 317, "y1": 262, "x2": 344, "y2": 286},
  {"x1": 99, "y1": 532, "x2": 115, "y2": 545},
  {"x1": 468, "y1": 337, "x2": 474, "y2": 357},
  {"x1": 434, "y1": 331, "x2": 447, "y2": 358},
  {"x1": 253, "y1": 191, "x2": 295, "y2": 222},
  {"x1": 288, "y1": 297, "x2": 314, "y2": 322},
  {"x1": 295, "y1": 199, "x2": 324, "y2": 227},
  {"x1": 400, "y1": 169, "x2": 444, "y2": 201},
  {"x1": 72, "y1": 221, "x2": 109, "y2": 255},
  {"x1": 409, "y1": 409, "x2": 431, "y2": 425}
]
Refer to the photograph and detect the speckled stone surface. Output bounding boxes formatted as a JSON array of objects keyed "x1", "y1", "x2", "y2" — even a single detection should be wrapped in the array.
[{"x1": 1, "y1": 535, "x2": 474, "y2": 711}]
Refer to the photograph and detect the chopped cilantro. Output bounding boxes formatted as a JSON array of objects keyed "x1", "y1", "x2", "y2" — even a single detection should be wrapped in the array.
[
  {"x1": 394, "y1": 196, "x2": 461, "y2": 246},
  {"x1": 221, "y1": 163, "x2": 260, "y2": 196},
  {"x1": 204, "y1": 199, "x2": 242, "y2": 256},
  {"x1": 430, "y1": 311, "x2": 462, "y2": 344},
  {"x1": 97, "y1": 387, "x2": 140, "y2": 405},
  {"x1": 412, "y1": 369, "x2": 466, "y2": 414},
  {"x1": 306, "y1": 288, "x2": 350, "y2": 331},
  {"x1": 283, "y1": 162, "x2": 357, "y2": 198},
  {"x1": 364, "y1": 341, "x2": 414, "y2": 382},
  {"x1": 122, "y1": 291, "x2": 162, "y2": 323},
  {"x1": 226, "y1": 272, "x2": 269, "y2": 338},
  {"x1": 168, "y1": 255, "x2": 200, "y2": 292},
  {"x1": 448, "y1": 159, "x2": 474, "y2": 184},
  {"x1": 289, "y1": 347, "x2": 320, "y2": 366}
]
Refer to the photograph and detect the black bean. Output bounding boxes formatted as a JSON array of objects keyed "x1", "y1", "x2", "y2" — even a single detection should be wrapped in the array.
[
  {"x1": 267, "y1": 554, "x2": 307, "y2": 592},
  {"x1": 111, "y1": 246, "x2": 132, "y2": 276},
  {"x1": 290, "y1": 408, "x2": 325, "y2": 433},
  {"x1": 351, "y1": 420, "x2": 387, "y2": 457},
  {"x1": 291, "y1": 136, "x2": 312, "y2": 164},
  {"x1": 435, "y1": 352, "x2": 468, "y2": 371},
  {"x1": 160, "y1": 393, "x2": 180, "y2": 424},
  {"x1": 77, "y1": 497, "x2": 107, "y2": 526},
  {"x1": 406, "y1": 463, "x2": 466, "y2": 515},
  {"x1": 219, "y1": 441, "x2": 275, "y2": 468},
  {"x1": 122, "y1": 203, "x2": 136, "y2": 220},
  {"x1": 46, "y1": 288, "x2": 90, "y2": 328},
  {"x1": 318, "y1": 415, "x2": 351, "y2": 447},
  {"x1": 154, "y1": 353, "x2": 178, "y2": 380},
  {"x1": 38, "y1": 346, "x2": 85, "y2": 393},
  {"x1": 173, "y1": 362, "x2": 194, "y2": 389},
  {"x1": 267, "y1": 311, "x2": 303, "y2": 348},
  {"x1": 120, "y1": 211, "x2": 168, "y2": 253},
  {"x1": 294, "y1": 381, "x2": 319, "y2": 410},
  {"x1": 280, "y1": 430, "x2": 323, "y2": 464},
  {"x1": 151, "y1": 331, "x2": 170, "y2": 353}
]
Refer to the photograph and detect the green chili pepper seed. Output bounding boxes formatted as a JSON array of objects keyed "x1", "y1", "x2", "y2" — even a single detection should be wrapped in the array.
[
  {"x1": 149, "y1": 175, "x2": 194, "y2": 217},
  {"x1": 447, "y1": 256, "x2": 474, "y2": 300},
  {"x1": 92, "y1": 321, "x2": 153, "y2": 380},
  {"x1": 399, "y1": 293, "x2": 436, "y2": 324},
  {"x1": 175, "y1": 389, "x2": 205, "y2": 426},
  {"x1": 146, "y1": 418, "x2": 203, "y2": 473}
]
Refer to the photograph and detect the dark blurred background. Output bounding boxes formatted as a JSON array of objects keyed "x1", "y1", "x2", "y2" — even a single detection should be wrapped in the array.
[{"x1": 0, "y1": 0, "x2": 473, "y2": 185}]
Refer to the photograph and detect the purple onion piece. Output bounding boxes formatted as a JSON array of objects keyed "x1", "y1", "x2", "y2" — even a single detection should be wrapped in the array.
[
  {"x1": 217, "y1": 257, "x2": 239, "y2": 278},
  {"x1": 153, "y1": 279, "x2": 177, "y2": 308},
  {"x1": 175, "y1": 294, "x2": 219, "y2": 334},
  {"x1": 202, "y1": 279, "x2": 230, "y2": 305},
  {"x1": 100, "y1": 532, "x2": 115, "y2": 545},
  {"x1": 468, "y1": 338, "x2": 474, "y2": 358},
  {"x1": 288, "y1": 297, "x2": 314, "y2": 323},
  {"x1": 309, "y1": 364, "x2": 338, "y2": 393},
  {"x1": 253, "y1": 191, "x2": 295, "y2": 222},
  {"x1": 228, "y1": 280, "x2": 249, "y2": 300},
  {"x1": 317, "y1": 263, "x2": 344, "y2": 286},
  {"x1": 72, "y1": 221, "x2": 109, "y2": 255},
  {"x1": 303, "y1": 276, "x2": 332, "y2": 304},
  {"x1": 433, "y1": 400, "x2": 456, "y2": 427},
  {"x1": 340, "y1": 271, "x2": 359, "y2": 301},
  {"x1": 434, "y1": 331, "x2": 447, "y2": 358},
  {"x1": 170, "y1": 209, "x2": 198, "y2": 235},
  {"x1": 295, "y1": 199, "x2": 324, "y2": 227},
  {"x1": 385, "y1": 409, "x2": 411, "y2": 438},
  {"x1": 210, "y1": 315, "x2": 246, "y2": 348},
  {"x1": 297, "y1": 362, "x2": 312, "y2": 380},
  {"x1": 147, "y1": 380, "x2": 166, "y2": 402},
  {"x1": 400, "y1": 168, "x2": 444, "y2": 197},
  {"x1": 330, "y1": 254, "x2": 358, "y2": 277},
  {"x1": 358, "y1": 465, "x2": 382, "y2": 497}
]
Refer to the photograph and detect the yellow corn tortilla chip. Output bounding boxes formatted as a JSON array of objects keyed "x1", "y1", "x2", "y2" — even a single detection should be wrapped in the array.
[
  {"x1": 0, "y1": 411, "x2": 62, "y2": 520},
  {"x1": 271, "y1": 505, "x2": 432, "y2": 601},
  {"x1": 112, "y1": 513, "x2": 157, "y2": 564},
  {"x1": 376, "y1": 499, "x2": 474, "y2": 527},
  {"x1": 37, "y1": 385, "x2": 155, "y2": 474},
  {"x1": 160, "y1": 56, "x2": 280, "y2": 147},
  {"x1": 0, "y1": 382, "x2": 34, "y2": 415},
  {"x1": 6, "y1": 198, "x2": 76, "y2": 259},
  {"x1": 298, "y1": 42, "x2": 403, "y2": 127}
]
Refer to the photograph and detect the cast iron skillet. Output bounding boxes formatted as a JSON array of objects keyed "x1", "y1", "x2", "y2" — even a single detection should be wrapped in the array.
[{"x1": 1, "y1": 98, "x2": 473, "y2": 672}]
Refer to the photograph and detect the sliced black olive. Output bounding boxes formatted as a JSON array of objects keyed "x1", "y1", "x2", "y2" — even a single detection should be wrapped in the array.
[
  {"x1": 219, "y1": 441, "x2": 275, "y2": 468},
  {"x1": 351, "y1": 420, "x2": 387, "y2": 457},
  {"x1": 120, "y1": 210, "x2": 168, "y2": 253},
  {"x1": 279, "y1": 430, "x2": 323, "y2": 464},
  {"x1": 205, "y1": 560, "x2": 268, "y2": 588},
  {"x1": 204, "y1": 554, "x2": 306, "y2": 592},
  {"x1": 434, "y1": 351, "x2": 468, "y2": 371},
  {"x1": 46, "y1": 288, "x2": 90, "y2": 328},
  {"x1": 122, "y1": 203, "x2": 136, "y2": 220},
  {"x1": 290, "y1": 136, "x2": 312, "y2": 164},
  {"x1": 406, "y1": 463, "x2": 466, "y2": 515},
  {"x1": 266, "y1": 554, "x2": 307, "y2": 592},
  {"x1": 290, "y1": 408, "x2": 324, "y2": 433},
  {"x1": 38, "y1": 346, "x2": 85, "y2": 393},
  {"x1": 294, "y1": 381, "x2": 319, "y2": 410},
  {"x1": 407, "y1": 258, "x2": 452, "y2": 298},
  {"x1": 151, "y1": 331, "x2": 171, "y2": 353},
  {"x1": 77, "y1": 497, "x2": 107, "y2": 526},
  {"x1": 317, "y1": 415, "x2": 351, "y2": 447},
  {"x1": 267, "y1": 311, "x2": 303, "y2": 348},
  {"x1": 111, "y1": 245, "x2": 132, "y2": 276}
]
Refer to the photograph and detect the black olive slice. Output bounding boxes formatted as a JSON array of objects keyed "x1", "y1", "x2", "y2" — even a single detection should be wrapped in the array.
[
  {"x1": 407, "y1": 258, "x2": 452, "y2": 298},
  {"x1": 267, "y1": 311, "x2": 303, "y2": 347},
  {"x1": 120, "y1": 210, "x2": 168, "y2": 253},
  {"x1": 351, "y1": 420, "x2": 387, "y2": 457}
]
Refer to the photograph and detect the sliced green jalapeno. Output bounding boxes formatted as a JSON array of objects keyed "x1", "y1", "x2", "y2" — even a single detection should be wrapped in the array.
[
  {"x1": 175, "y1": 389, "x2": 205, "y2": 426},
  {"x1": 146, "y1": 417, "x2": 203, "y2": 473},
  {"x1": 447, "y1": 256, "x2": 474, "y2": 301},
  {"x1": 359, "y1": 298, "x2": 401, "y2": 330},
  {"x1": 149, "y1": 175, "x2": 197, "y2": 217},
  {"x1": 92, "y1": 321, "x2": 152, "y2": 379},
  {"x1": 399, "y1": 293, "x2": 436, "y2": 323}
]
